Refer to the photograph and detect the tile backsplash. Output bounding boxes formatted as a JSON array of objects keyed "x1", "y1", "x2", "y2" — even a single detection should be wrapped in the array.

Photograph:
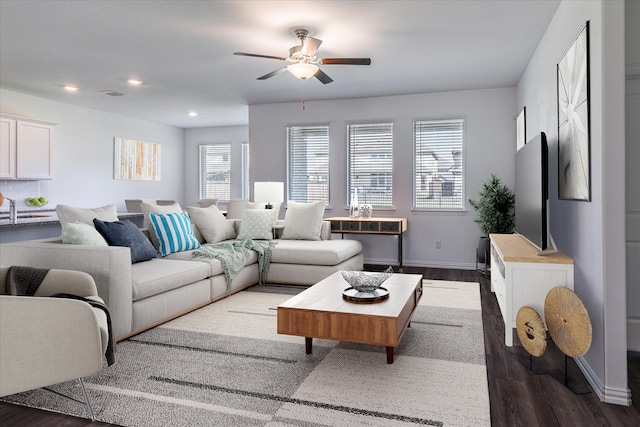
[{"x1": 0, "y1": 180, "x2": 45, "y2": 212}]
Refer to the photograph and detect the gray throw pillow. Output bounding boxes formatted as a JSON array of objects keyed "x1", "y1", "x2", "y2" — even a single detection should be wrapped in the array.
[
  {"x1": 56, "y1": 204, "x2": 119, "y2": 228},
  {"x1": 280, "y1": 201, "x2": 325, "y2": 240},
  {"x1": 186, "y1": 205, "x2": 236, "y2": 243}
]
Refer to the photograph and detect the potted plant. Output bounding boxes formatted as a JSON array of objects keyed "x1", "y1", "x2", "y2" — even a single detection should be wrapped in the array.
[{"x1": 468, "y1": 174, "x2": 515, "y2": 272}]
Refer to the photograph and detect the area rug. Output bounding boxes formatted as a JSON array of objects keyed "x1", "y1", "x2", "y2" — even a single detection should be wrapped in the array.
[{"x1": 2, "y1": 279, "x2": 490, "y2": 426}]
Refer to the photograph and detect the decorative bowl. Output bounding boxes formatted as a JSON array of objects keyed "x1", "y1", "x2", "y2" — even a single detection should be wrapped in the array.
[
  {"x1": 341, "y1": 267, "x2": 393, "y2": 293},
  {"x1": 25, "y1": 197, "x2": 48, "y2": 207},
  {"x1": 359, "y1": 204, "x2": 373, "y2": 218}
]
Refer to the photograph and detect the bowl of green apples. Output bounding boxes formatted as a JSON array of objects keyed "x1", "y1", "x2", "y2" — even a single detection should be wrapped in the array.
[{"x1": 25, "y1": 196, "x2": 48, "y2": 207}]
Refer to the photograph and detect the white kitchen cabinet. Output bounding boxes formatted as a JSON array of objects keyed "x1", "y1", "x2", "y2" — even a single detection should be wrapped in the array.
[
  {"x1": 490, "y1": 234, "x2": 574, "y2": 347},
  {"x1": 0, "y1": 114, "x2": 54, "y2": 180}
]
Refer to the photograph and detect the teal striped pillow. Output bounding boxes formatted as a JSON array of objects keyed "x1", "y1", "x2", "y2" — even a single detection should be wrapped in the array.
[{"x1": 149, "y1": 212, "x2": 201, "y2": 256}]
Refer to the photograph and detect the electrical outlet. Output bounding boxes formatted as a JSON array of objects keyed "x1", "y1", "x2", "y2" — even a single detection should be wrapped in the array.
[{"x1": 435, "y1": 240, "x2": 442, "y2": 249}]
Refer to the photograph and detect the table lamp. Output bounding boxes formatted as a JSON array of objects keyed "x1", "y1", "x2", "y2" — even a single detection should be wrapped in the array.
[{"x1": 254, "y1": 182, "x2": 284, "y2": 209}]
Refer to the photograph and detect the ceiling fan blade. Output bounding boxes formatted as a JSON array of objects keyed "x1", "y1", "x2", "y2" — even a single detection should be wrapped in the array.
[
  {"x1": 314, "y1": 69, "x2": 333, "y2": 84},
  {"x1": 320, "y1": 58, "x2": 371, "y2": 65},
  {"x1": 234, "y1": 52, "x2": 287, "y2": 61},
  {"x1": 257, "y1": 67, "x2": 288, "y2": 80},
  {"x1": 301, "y1": 36, "x2": 322, "y2": 57}
]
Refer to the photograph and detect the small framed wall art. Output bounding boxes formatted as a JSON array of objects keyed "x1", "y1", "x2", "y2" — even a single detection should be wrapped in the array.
[
  {"x1": 516, "y1": 107, "x2": 526, "y2": 151},
  {"x1": 113, "y1": 137, "x2": 161, "y2": 181},
  {"x1": 557, "y1": 21, "x2": 590, "y2": 201}
]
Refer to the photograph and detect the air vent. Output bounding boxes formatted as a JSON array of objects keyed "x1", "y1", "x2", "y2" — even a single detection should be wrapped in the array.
[{"x1": 99, "y1": 90, "x2": 124, "y2": 97}]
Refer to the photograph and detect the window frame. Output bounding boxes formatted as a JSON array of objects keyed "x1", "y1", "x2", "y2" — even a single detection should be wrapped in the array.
[
  {"x1": 198, "y1": 143, "x2": 231, "y2": 202},
  {"x1": 346, "y1": 122, "x2": 394, "y2": 208},
  {"x1": 286, "y1": 124, "x2": 330, "y2": 204},
  {"x1": 413, "y1": 118, "x2": 466, "y2": 211}
]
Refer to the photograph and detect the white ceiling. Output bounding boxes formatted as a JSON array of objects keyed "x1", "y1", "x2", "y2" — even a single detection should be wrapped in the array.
[{"x1": 0, "y1": 0, "x2": 560, "y2": 128}]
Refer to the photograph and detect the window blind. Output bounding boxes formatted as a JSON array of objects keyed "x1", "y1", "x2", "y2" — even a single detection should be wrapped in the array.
[
  {"x1": 347, "y1": 123, "x2": 393, "y2": 207},
  {"x1": 414, "y1": 119, "x2": 465, "y2": 209},
  {"x1": 241, "y1": 142, "x2": 250, "y2": 199},
  {"x1": 199, "y1": 144, "x2": 231, "y2": 201},
  {"x1": 286, "y1": 125, "x2": 329, "y2": 203}
]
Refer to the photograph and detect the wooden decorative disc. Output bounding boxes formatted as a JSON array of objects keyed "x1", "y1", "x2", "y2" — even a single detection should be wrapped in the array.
[
  {"x1": 544, "y1": 286, "x2": 592, "y2": 357},
  {"x1": 516, "y1": 306, "x2": 547, "y2": 357}
]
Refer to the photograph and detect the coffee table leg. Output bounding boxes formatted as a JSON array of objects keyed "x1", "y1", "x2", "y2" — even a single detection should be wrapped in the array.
[
  {"x1": 386, "y1": 347, "x2": 394, "y2": 364},
  {"x1": 305, "y1": 337, "x2": 313, "y2": 354}
]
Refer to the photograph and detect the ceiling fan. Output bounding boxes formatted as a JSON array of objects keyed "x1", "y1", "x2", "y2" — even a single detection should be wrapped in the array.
[{"x1": 234, "y1": 29, "x2": 371, "y2": 84}]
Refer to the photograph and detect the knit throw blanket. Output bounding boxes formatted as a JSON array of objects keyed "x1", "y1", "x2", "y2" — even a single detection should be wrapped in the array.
[
  {"x1": 192, "y1": 239, "x2": 277, "y2": 291},
  {"x1": 5, "y1": 266, "x2": 116, "y2": 366}
]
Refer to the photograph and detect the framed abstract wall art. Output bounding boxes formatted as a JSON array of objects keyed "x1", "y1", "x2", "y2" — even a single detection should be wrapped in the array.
[
  {"x1": 557, "y1": 21, "x2": 590, "y2": 201},
  {"x1": 516, "y1": 107, "x2": 526, "y2": 151},
  {"x1": 114, "y1": 137, "x2": 161, "y2": 181}
]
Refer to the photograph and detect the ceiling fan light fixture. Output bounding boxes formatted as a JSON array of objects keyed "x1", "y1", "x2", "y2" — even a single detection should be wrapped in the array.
[{"x1": 288, "y1": 63, "x2": 319, "y2": 80}]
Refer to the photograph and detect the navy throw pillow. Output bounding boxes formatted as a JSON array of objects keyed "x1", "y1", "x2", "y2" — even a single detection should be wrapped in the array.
[{"x1": 93, "y1": 218, "x2": 157, "y2": 263}]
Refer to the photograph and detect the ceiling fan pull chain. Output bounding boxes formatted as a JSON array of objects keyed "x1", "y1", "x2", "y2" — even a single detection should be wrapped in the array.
[{"x1": 302, "y1": 98, "x2": 306, "y2": 111}]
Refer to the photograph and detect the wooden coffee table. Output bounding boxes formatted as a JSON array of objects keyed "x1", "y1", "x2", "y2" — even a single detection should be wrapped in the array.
[{"x1": 277, "y1": 271, "x2": 423, "y2": 364}]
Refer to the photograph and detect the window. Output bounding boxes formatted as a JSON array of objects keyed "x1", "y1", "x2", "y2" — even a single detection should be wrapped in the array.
[
  {"x1": 414, "y1": 119, "x2": 465, "y2": 210},
  {"x1": 241, "y1": 142, "x2": 250, "y2": 199},
  {"x1": 347, "y1": 123, "x2": 393, "y2": 207},
  {"x1": 199, "y1": 144, "x2": 230, "y2": 201},
  {"x1": 286, "y1": 125, "x2": 329, "y2": 203}
]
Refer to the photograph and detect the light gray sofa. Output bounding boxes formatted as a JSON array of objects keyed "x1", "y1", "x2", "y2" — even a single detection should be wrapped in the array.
[{"x1": 0, "y1": 220, "x2": 363, "y2": 341}]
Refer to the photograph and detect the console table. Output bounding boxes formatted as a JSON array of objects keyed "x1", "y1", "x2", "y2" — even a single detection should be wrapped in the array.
[
  {"x1": 326, "y1": 217, "x2": 407, "y2": 272},
  {"x1": 490, "y1": 234, "x2": 574, "y2": 346}
]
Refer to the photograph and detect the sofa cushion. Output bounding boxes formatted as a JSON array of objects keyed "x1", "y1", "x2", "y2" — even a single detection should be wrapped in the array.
[
  {"x1": 149, "y1": 212, "x2": 201, "y2": 256},
  {"x1": 130, "y1": 258, "x2": 211, "y2": 301},
  {"x1": 56, "y1": 204, "x2": 119, "y2": 228},
  {"x1": 62, "y1": 222, "x2": 109, "y2": 246},
  {"x1": 270, "y1": 239, "x2": 363, "y2": 266},
  {"x1": 186, "y1": 205, "x2": 236, "y2": 243},
  {"x1": 237, "y1": 209, "x2": 277, "y2": 240},
  {"x1": 93, "y1": 218, "x2": 158, "y2": 263},
  {"x1": 164, "y1": 247, "x2": 259, "y2": 277},
  {"x1": 280, "y1": 201, "x2": 325, "y2": 241},
  {"x1": 140, "y1": 202, "x2": 182, "y2": 249}
]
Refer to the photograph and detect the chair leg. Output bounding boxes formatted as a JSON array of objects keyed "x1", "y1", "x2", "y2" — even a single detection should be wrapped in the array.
[
  {"x1": 43, "y1": 378, "x2": 95, "y2": 422},
  {"x1": 78, "y1": 378, "x2": 96, "y2": 422}
]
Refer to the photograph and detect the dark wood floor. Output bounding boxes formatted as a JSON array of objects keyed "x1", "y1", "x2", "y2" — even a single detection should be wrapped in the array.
[{"x1": 1, "y1": 267, "x2": 639, "y2": 426}]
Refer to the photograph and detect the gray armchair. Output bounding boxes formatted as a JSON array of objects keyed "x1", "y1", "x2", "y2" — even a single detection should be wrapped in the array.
[{"x1": 0, "y1": 267, "x2": 110, "y2": 421}]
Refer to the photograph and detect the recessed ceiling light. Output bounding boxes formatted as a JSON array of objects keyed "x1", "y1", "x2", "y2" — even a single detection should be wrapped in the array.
[
  {"x1": 188, "y1": 111, "x2": 198, "y2": 117},
  {"x1": 127, "y1": 79, "x2": 142, "y2": 86},
  {"x1": 64, "y1": 85, "x2": 79, "y2": 92}
]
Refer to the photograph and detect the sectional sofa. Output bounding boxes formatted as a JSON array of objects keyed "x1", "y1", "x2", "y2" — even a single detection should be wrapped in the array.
[{"x1": 0, "y1": 202, "x2": 363, "y2": 341}]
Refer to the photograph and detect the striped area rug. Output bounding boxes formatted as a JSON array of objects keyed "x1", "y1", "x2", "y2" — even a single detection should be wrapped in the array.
[{"x1": 3, "y1": 280, "x2": 490, "y2": 426}]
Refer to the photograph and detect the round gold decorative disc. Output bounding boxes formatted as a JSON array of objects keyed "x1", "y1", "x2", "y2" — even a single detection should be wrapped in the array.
[
  {"x1": 516, "y1": 306, "x2": 547, "y2": 357},
  {"x1": 544, "y1": 286, "x2": 592, "y2": 357}
]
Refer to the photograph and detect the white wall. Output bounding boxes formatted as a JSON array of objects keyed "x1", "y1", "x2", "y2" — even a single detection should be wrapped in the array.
[
  {"x1": 0, "y1": 89, "x2": 184, "y2": 212},
  {"x1": 183, "y1": 125, "x2": 248, "y2": 207},
  {"x1": 249, "y1": 88, "x2": 516, "y2": 269},
  {"x1": 517, "y1": 0, "x2": 629, "y2": 405}
]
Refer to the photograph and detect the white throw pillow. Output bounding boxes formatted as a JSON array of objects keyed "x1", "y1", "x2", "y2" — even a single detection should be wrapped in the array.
[
  {"x1": 236, "y1": 209, "x2": 277, "y2": 240},
  {"x1": 56, "y1": 204, "x2": 119, "y2": 228},
  {"x1": 62, "y1": 222, "x2": 109, "y2": 246},
  {"x1": 140, "y1": 202, "x2": 183, "y2": 249},
  {"x1": 280, "y1": 201, "x2": 325, "y2": 240},
  {"x1": 186, "y1": 205, "x2": 236, "y2": 243}
]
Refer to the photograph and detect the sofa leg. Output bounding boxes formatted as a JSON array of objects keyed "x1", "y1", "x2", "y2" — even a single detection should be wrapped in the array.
[{"x1": 43, "y1": 377, "x2": 96, "y2": 422}]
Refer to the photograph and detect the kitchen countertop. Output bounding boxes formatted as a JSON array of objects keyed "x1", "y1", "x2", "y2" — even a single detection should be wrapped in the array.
[{"x1": 0, "y1": 209, "x2": 143, "y2": 229}]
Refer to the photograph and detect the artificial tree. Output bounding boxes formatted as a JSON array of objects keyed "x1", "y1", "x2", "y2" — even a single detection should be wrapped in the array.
[{"x1": 468, "y1": 174, "x2": 515, "y2": 270}]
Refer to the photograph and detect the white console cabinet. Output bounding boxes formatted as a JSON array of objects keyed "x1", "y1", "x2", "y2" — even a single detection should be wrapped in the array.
[
  {"x1": 0, "y1": 114, "x2": 54, "y2": 180},
  {"x1": 490, "y1": 234, "x2": 574, "y2": 346}
]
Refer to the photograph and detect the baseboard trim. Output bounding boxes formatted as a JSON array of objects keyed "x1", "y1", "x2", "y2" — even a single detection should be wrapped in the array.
[
  {"x1": 575, "y1": 357, "x2": 632, "y2": 406},
  {"x1": 363, "y1": 257, "x2": 476, "y2": 271}
]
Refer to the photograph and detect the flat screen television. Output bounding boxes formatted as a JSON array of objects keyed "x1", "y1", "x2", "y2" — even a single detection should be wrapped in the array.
[{"x1": 515, "y1": 131, "x2": 552, "y2": 253}]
